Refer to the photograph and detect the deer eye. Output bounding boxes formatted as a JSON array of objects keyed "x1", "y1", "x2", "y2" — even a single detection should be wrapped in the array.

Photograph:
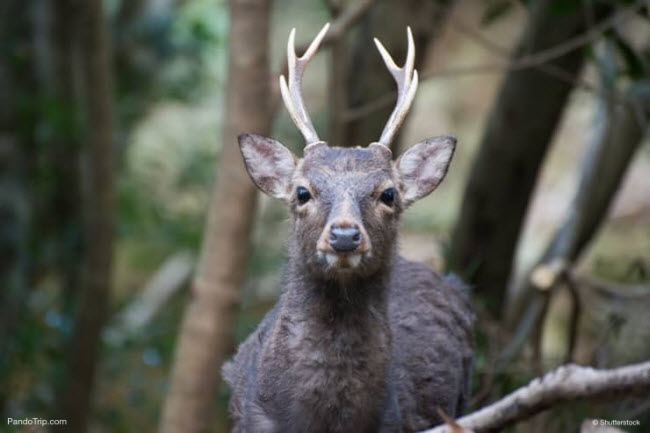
[
  {"x1": 380, "y1": 187, "x2": 396, "y2": 206},
  {"x1": 296, "y1": 186, "x2": 311, "y2": 204}
]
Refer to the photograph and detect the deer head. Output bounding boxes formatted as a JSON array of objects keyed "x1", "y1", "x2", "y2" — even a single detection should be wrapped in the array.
[{"x1": 239, "y1": 24, "x2": 455, "y2": 281}]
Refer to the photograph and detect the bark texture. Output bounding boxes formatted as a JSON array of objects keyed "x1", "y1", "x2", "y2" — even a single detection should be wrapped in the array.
[
  {"x1": 159, "y1": 0, "x2": 273, "y2": 432},
  {"x1": 59, "y1": 0, "x2": 116, "y2": 431},
  {"x1": 449, "y1": 0, "x2": 612, "y2": 319},
  {"x1": 422, "y1": 360, "x2": 650, "y2": 433}
]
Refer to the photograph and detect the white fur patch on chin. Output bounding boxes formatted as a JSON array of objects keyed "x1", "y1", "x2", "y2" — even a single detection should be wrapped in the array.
[
  {"x1": 348, "y1": 254, "x2": 361, "y2": 267},
  {"x1": 325, "y1": 253, "x2": 339, "y2": 266},
  {"x1": 321, "y1": 252, "x2": 363, "y2": 269}
]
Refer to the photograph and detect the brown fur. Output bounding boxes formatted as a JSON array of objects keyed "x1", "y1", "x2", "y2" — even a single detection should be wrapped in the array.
[{"x1": 224, "y1": 135, "x2": 474, "y2": 433}]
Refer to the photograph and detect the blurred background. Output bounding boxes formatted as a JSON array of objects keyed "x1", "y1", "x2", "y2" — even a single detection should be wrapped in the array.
[{"x1": 1, "y1": 0, "x2": 649, "y2": 432}]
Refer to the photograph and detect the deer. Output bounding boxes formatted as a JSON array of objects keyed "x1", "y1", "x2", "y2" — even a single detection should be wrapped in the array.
[{"x1": 222, "y1": 23, "x2": 474, "y2": 433}]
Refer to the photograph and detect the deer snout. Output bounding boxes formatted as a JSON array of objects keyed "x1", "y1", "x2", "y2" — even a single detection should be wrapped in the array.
[
  {"x1": 329, "y1": 225, "x2": 361, "y2": 253},
  {"x1": 317, "y1": 220, "x2": 370, "y2": 256}
]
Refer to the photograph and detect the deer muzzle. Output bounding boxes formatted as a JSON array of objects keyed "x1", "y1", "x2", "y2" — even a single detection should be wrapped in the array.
[{"x1": 317, "y1": 218, "x2": 371, "y2": 269}]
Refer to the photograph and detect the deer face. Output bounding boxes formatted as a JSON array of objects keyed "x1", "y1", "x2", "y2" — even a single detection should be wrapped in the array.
[
  {"x1": 239, "y1": 134, "x2": 455, "y2": 280},
  {"x1": 238, "y1": 24, "x2": 455, "y2": 280}
]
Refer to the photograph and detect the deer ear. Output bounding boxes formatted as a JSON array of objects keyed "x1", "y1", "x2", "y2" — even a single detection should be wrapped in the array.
[
  {"x1": 238, "y1": 133, "x2": 297, "y2": 199},
  {"x1": 396, "y1": 136, "x2": 456, "y2": 206}
]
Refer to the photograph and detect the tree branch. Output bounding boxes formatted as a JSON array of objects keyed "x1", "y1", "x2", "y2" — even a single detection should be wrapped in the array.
[
  {"x1": 574, "y1": 273, "x2": 650, "y2": 299},
  {"x1": 501, "y1": 70, "x2": 650, "y2": 364},
  {"x1": 345, "y1": 1, "x2": 644, "y2": 122},
  {"x1": 326, "y1": 0, "x2": 378, "y2": 42},
  {"x1": 564, "y1": 271, "x2": 581, "y2": 364},
  {"x1": 452, "y1": 4, "x2": 641, "y2": 70},
  {"x1": 421, "y1": 361, "x2": 650, "y2": 433},
  {"x1": 105, "y1": 251, "x2": 194, "y2": 344}
]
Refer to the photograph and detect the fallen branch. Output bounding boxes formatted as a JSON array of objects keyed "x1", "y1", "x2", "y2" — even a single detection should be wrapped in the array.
[
  {"x1": 105, "y1": 251, "x2": 194, "y2": 344},
  {"x1": 420, "y1": 361, "x2": 650, "y2": 433}
]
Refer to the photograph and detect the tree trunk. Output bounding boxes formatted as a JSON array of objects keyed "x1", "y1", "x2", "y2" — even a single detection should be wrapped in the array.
[
  {"x1": 159, "y1": 1, "x2": 272, "y2": 432},
  {"x1": 449, "y1": 0, "x2": 612, "y2": 319},
  {"x1": 51, "y1": 0, "x2": 84, "y2": 313},
  {"x1": 328, "y1": 1, "x2": 349, "y2": 147},
  {"x1": 338, "y1": 0, "x2": 452, "y2": 149},
  {"x1": 59, "y1": 0, "x2": 116, "y2": 431}
]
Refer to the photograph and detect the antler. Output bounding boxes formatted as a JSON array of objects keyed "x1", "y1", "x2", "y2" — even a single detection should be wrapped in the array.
[
  {"x1": 374, "y1": 27, "x2": 419, "y2": 147},
  {"x1": 280, "y1": 23, "x2": 330, "y2": 145}
]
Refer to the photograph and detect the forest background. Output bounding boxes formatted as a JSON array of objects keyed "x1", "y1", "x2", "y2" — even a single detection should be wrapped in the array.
[{"x1": 1, "y1": 0, "x2": 649, "y2": 432}]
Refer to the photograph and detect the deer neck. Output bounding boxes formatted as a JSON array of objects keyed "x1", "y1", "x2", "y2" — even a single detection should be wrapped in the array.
[
  {"x1": 266, "y1": 261, "x2": 394, "y2": 432},
  {"x1": 284, "y1": 256, "x2": 393, "y2": 320}
]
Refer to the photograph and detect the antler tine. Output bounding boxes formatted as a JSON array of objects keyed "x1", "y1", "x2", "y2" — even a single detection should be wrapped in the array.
[
  {"x1": 279, "y1": 23, "x2": 330, "y2": 145},
  {"x1": 374, "y1": 27, "x2": 419, "y2": 147}
]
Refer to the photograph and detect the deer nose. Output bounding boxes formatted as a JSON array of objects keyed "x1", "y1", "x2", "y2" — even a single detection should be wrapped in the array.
[{"x1": 329, "y1": 225, "x2": 362, "y2": 253}]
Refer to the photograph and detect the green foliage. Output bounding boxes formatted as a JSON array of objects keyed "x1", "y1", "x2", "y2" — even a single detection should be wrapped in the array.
[
  {"x1": 1, "y1": 283, "x2": 74, "y2": 419},
  {"x1": 173, "y1": 0, "x2": 228, "y2": 47},
  {"x1": 113, "y1": 0, "x2": 228, "y2": 126},
  {"x1": 92, "y1": 3, "x2": 237, "y2": 429},
  {"x1": 2, "y1": 0, "x2": 232, "y2": 427},
  {"x1": 163, "y1": 0, "x2": 229, "y2": 98}
]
